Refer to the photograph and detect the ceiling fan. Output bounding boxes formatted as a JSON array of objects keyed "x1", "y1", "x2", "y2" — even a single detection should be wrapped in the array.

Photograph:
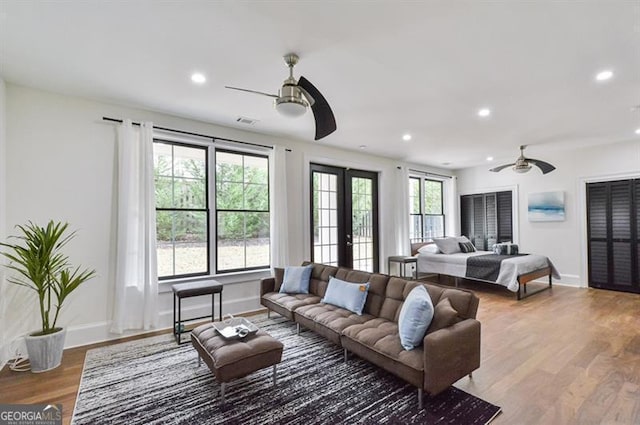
[
  {"x1": 225, "y1": 53, "x2": 337, "y2": 141},
  {"x1": 489, "y1": 145, "x2": 556, "y2": 174}
]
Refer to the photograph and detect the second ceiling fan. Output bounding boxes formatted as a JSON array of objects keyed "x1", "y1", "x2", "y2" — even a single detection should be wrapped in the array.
[{"x1": 226, "y1": 54, "x2": 337, "y2": 141}]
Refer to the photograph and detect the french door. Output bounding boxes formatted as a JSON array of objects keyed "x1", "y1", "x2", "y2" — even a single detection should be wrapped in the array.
[{"x1": 310, "y1": 164, "x2": 379, "y2": 272}]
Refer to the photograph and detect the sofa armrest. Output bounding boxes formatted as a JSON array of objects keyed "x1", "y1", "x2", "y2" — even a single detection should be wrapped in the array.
[
  {"x1": 260, "y1": 277, "x2": 275, "y2": 296},
  {"x1": 422, "y1": 319, "x2": 481, "y2": 395}
]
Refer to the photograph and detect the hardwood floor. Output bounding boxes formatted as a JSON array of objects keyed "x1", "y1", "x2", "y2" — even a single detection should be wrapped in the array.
[{"x1": 1, "y1": 283, "x2": 639, "y2": 425}]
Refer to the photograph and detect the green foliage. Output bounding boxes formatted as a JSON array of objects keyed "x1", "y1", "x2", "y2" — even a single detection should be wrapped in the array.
[{"x1": 0, "y1": 221, "x2": 96, "y2": 335}]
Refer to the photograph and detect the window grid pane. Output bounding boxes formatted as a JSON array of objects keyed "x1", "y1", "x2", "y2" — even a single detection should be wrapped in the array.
[
  {"x1": 408, "y1": 177, "x2": 445, "y2": 241},
  {"x1": 216, "y1": 150, "x2": 270, "y2": 273},
  {"x1": 154, "y1": 141, "x2": 209, "y2": 279}
]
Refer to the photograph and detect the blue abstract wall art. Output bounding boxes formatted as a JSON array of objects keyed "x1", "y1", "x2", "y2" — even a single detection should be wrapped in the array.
[{"x1": 528, "y1": 191, "x2": 565, "y2": 222}]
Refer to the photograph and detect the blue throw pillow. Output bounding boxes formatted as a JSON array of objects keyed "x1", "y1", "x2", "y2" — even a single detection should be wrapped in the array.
[
  {"x1": 279, "y1": 265, "x2": 313, "y2": 294},
  {"x1": 398, "y1": 285, "x2": 435, "y2": 350},
  {"x1": 321, "y1": 276, "x2": 369, "y2": 315}
]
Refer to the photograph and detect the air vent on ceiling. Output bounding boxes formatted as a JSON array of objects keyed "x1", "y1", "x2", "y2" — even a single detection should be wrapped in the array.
[{"x1": 236, "y1": 116, "x2": 258, "y2": 125}]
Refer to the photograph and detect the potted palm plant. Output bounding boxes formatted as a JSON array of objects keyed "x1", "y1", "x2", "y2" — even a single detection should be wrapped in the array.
[{"x1": 0, "y1": 221, "x2": 96, "y2": 372}]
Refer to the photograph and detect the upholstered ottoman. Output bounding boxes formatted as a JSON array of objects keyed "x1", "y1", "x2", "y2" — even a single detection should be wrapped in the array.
[{"x1": 191, "y1": 323, "x2": 284, "y2": 404}]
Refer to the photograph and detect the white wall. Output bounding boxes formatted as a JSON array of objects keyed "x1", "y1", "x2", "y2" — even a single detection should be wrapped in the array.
[
  {"x1": 3, "y1": 84, "x2": 450, "y2": 349},
  {"x1": 0, "y1": 77, "x2": 9, "y2": 367},
  {"x1": 455, "y1": 140, "x2": 640, "y2": 286}
]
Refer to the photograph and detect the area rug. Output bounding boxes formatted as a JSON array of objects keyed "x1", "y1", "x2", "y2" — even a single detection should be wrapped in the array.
[{"x1": 72, "y1": 315, "x2": 501, "y2": 424}]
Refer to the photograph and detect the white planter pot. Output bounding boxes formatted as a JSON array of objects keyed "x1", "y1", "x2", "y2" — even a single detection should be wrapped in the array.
[{"x1": 25, "y1": 328, "x2": 67, "y2": 373}]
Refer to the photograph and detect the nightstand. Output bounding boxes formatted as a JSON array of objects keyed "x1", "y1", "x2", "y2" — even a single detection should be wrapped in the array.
[{"x1": 388, "y1": 255, "x2": 417, "y2": 280}]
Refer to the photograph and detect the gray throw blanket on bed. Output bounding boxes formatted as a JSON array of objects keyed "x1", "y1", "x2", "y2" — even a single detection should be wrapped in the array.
[{"x1": 466, "y1": 254, "x2": 527, "y2": 282}]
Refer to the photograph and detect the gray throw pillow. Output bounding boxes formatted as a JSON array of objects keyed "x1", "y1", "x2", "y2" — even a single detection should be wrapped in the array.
[{"x1": 433, "y1": 237, "x2": 462, "y2": 255}]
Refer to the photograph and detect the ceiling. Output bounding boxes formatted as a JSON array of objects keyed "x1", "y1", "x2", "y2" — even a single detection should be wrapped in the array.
[{"x1": 1, "y1": 1, "x2": 638, "y2": 169}]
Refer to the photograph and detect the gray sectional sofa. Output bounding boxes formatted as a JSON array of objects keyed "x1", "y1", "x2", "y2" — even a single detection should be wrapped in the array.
[{"x1": 260, "y1": 261, "x2": 481, "y2": 408}]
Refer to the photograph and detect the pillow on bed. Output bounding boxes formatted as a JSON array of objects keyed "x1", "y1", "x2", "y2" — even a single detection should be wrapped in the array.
[
  {"x1": 418, "y1": 244, "x2": 440, "y2": 254},
  {"x1": 459, "y1": 241, "x2": 476, "y2": 253},
  {"x1": 433, "y1": 237, "x2": 462, "y2": 255},
  {"x1": 494, "y1": 242, "x2": 519, "y2": 255}
]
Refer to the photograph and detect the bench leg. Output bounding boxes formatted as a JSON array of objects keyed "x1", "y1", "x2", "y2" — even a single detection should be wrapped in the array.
[
  {"x1": 418, "y1": 388, "x2": 423, "y2": 409},
  {"x1": 220, "y1": 382, "x2": 226, "y2": 404},
  {"x1": 273, "y1": 364, "x2": 277, "y2": 387},
  {"x1": 469, "y1": 372, "x2": 473, "y2": 379}
]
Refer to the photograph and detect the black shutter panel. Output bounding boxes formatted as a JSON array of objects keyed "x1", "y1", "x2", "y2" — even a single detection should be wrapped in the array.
[
  {"x1": 473, "y1": 195, "x2": 486, "y2": 250},
  {"x1": 485, "y1": 193, "x2": 497, "y2": 247},
  {"x1": 460, "y1": 195, "x2": 473, "y2": 239},
  {"x1": 497, "y1": 191, "x2": 513, "y2": 242}
]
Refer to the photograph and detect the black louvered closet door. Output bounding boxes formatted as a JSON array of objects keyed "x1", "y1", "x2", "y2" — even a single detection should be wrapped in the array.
[{"x1": 586, "y1": 179, "x2": 639, "y2": 293}]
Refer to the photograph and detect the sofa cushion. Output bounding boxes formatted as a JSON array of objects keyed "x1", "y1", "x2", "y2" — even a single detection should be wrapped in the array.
[
  {"x1": 295, "y1": 303, "x2": 373, "y2": 344},
  {"x1": 427, "y1": 297, "x2": 461, "y2": 335},
  {"x1": 273, "y1": 268, "x2": 285, "y2": 292},
  {"x1": 302, "y1": 262, "x2": 339, "y2": 297},
  {"x1": 322, "y1": 276, "x2": 369, "y2": 315},
  {"x1": 261, "y1": 292, "x2": 321, "y2": 320},
  {"x1": 398, "y1": 285, "x2": 434, "y2": 350},
  {"x1": 280, "y1": 265, "x2": 313, "y2": 294},
  {"x1": 342, "y1": 318, "x2": 423, "y2": 373}
]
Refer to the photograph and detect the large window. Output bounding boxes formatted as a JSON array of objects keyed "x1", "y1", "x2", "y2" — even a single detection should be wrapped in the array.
[
  {"x1": 215, "y1": 150, "x2": 270, "y2": 273},
  {"x1": 153, "y1": 141, "x2": 270, "y2": 280},
  {"x1": 154, "y1": 141, "x2": 209, "y2": 279},
  {"x1": 409, "y1": 177, "x2": 444, "y2": 241}
]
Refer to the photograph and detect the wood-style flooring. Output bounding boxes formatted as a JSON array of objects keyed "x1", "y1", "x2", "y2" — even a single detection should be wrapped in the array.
[{"x1": 1, "y1": 282, "x2": 639, "y2": 425}]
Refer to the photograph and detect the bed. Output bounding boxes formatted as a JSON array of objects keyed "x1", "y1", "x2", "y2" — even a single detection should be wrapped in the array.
[{"x1": 412, "y1": 242, "x2": 560, "y2": 300}]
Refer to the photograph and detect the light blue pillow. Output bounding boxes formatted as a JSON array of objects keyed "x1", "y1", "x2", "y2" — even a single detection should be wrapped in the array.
[
  {"x1": 279, "y1": 265, "x2": 313, "y2": 294},
  {"x1": 398, "y1": 285, "x2": 434, "y2": 350},
  {"x1": 321, "y1": 276, "x2": 369, "y2": 315}
]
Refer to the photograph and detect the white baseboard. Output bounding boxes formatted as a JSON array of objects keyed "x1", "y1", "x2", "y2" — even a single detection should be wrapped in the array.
[
  {"x1": 531, "y1": 273, "x2": 584, "y2": 288},
  {"x1": 64, "y1": 295, "x2": 261, "y2": 349}
]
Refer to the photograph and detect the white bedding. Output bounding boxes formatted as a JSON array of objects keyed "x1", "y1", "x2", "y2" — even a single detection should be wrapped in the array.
[{"x1": 417, "y1": 251, "x2": 560, "y2": 292}]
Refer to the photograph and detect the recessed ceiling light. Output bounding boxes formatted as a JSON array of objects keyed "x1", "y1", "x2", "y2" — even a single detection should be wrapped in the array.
[
  {"x1": 486, "y1": 156, "x2": 494, "y2": 161},
  {"x1": 402, "y1": 134, "x2": 412, "y2": 141},
  {"x1": 191, "y1": 72, "x2": 206, "y2": 84},
  {"x1": 359, "y1": 144, "x2": 367, "y2": 150},
  {"x1": 595, "y1": 70, "x2": 613, "y2": 82},
  {"x1": 477, "y1": 108, "x2": 491, "y2": 118},
  {"x1": 635, "y1": 128, "x2": 640, "y2": 135}
]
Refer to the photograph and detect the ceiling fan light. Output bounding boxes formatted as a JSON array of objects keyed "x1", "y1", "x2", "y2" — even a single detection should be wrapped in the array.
[
  {"x1": 513, "y1": 164, "x2": 532, "y2": 173},
  {"x1": 275, "y1": 101, "x2": 306, "y2": 117}
]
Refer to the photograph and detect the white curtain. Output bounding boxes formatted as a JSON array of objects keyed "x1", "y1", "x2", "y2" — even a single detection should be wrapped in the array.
[
  {"x1": 111, "y1": 120, "x2": 158, "y2": 334},
  {"x1": 445, "y1": 176, "x2": 458, "y2": 236},
  {"x1": 394, "y1": 166, "x2": 411, "y2": 258},
  {"x1": 270, "y1": 145, "x2": 290, "y2": 268}
]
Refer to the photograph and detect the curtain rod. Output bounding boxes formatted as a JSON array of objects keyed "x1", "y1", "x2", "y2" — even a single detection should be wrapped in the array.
[
  {"x1": 102, "y1": 117, "x2": 292, "y2": 152},
  {"x1": 406, "y1": 168, "x2": 453, "y2": 179}
]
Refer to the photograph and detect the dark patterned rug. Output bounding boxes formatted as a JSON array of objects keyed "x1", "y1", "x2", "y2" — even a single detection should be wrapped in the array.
[{"x1": 72, "y1": 315, "x2": 501, "y2": 424}]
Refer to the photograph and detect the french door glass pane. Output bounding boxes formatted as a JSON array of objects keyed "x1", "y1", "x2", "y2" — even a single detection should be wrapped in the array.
[
  {"x1": 313, "y1": 172, "x2": 339, "y2": 266},
  {"x1": 352, "y1": 177, "x2": 374, "y2": 272}
]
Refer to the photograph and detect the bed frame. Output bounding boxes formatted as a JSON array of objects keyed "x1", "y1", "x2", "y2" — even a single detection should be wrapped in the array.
[{"x1": 411, "y1": 242, "x2": 553, "y2": 300}]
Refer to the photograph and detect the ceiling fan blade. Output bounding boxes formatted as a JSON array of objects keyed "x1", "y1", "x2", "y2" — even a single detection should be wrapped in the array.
[
  {"x1": 525, "y1": 158, "x2": 556, "y2": 174},
  {"x1": 225, "y1": 86, "x2": 278, "y2": 98},
  {"x1": 489, "y1": 163, "x2": 516, "y2": 172},
  {"x1": 297, "y1": 76, "x2": 336, "y2": 140}
]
